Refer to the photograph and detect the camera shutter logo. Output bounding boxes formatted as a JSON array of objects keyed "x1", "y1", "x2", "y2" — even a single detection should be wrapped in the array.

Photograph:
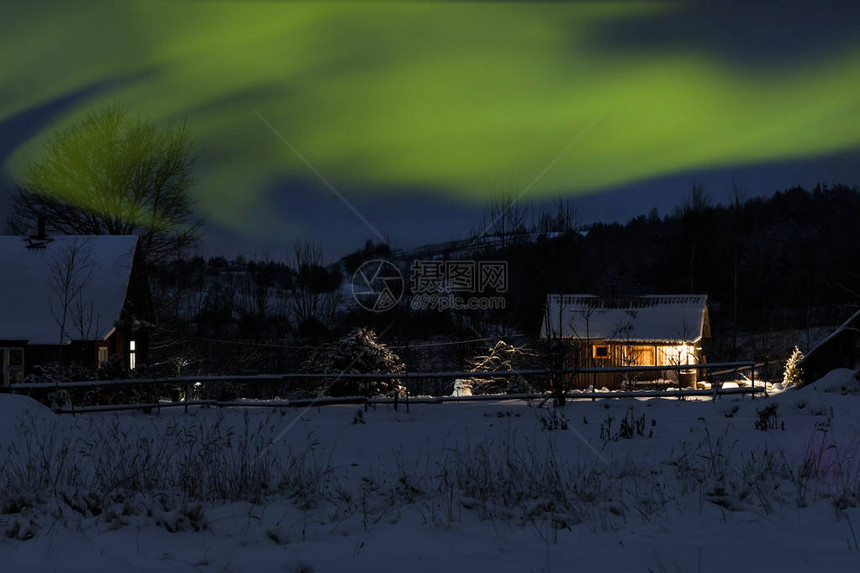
[{"x1": 352, "y1": 259, "x2": 404, "y2": 312}]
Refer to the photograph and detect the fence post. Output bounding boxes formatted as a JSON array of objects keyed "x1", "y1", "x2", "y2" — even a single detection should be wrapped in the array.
[
  {"x1": 751, "y1": 364, "x2": 756, "y2": 400},
  {"x1": 591, "y1": 369, "x2": 596, "y2": 402},
  {"x1": 710, "y1": 368, "x2": 718, "y2": 402}
]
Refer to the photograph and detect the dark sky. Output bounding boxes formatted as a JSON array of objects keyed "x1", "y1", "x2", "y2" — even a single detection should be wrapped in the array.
[{"x1": 1, "y1": 1, "x2": 858, "y2": 260}]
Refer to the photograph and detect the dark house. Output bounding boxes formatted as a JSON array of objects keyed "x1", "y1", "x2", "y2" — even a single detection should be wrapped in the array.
[
  {"x1": 541, "y1": 294, "x2": 710, "y2": 388},
  {"x1": 0, "y1": 234, "x2": 153, "y2": 385},
  {"x1": 799, "y1": 309, "x2": 860, "y2": 384}
]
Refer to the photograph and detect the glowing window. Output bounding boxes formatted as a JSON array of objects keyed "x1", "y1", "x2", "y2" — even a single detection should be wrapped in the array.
[
  {"x1": 626, "y1": 345, "x2": 655, "y2": 366},
  {"x1": 129, "y1": 340, "x2": 137, "y2": 370}
]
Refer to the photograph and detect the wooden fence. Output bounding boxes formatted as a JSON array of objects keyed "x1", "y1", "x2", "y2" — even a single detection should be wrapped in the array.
[{"x1": 2, "y1": 361, "x2": 763, "y2": 414}]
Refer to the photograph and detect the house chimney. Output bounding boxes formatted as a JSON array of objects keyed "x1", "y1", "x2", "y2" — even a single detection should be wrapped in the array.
[{"x1": 26, "y1": 216, "x2": 50, "y2": 248}]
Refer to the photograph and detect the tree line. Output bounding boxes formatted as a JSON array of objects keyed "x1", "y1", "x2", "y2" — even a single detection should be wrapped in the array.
[
  {"x1": 6, "y1": 103, "x2": 858, "y2": 381},
  {"x1": 476, "y1": 183, "x2": 860, "y2": 362}
]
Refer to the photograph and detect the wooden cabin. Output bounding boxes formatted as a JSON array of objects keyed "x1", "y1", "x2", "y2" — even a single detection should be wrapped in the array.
[
  {"x1": 0, "y1": 234, "x2": 153, "y2": 385},
  {"x1": 541, "y1": 294, "x2": 710, "y2": 389}
]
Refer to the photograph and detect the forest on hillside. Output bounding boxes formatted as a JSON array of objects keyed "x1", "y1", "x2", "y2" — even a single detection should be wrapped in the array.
[
  {"x1": 147, "y1": 184, "x2": 860, "y2": 374},
  {"x1": 491, "y1": 184, "x2": 860, "y2": 356}
]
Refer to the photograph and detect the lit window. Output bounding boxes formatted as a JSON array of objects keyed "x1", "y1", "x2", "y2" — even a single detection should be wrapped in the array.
[
  {"x1": 625, "y1": 345, "x2": 655, "y2": 366},
  {"x1": 129, "y1": 340, "x2": 137, "y2": 370},
  {"x1": 593, "y1": 345, "x2": 609, "y2": 359},
  {"x1": 657, "y1": 344, "x2": 697, "y2": 366},
  {"x1": 97, "y1": 346, "x2": 108, "y2": 365}
]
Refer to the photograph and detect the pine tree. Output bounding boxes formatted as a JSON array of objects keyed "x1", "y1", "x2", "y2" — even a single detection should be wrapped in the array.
[
  {"x1": 301, "y1": 328, "x2": 405, "y2": 397},
  {"x1": 783, "y1": 346, "x2": 804, "y2": 387}
]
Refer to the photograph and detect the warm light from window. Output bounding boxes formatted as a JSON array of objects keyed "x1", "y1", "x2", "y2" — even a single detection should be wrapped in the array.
[
  {"x1": 658, "y1": 344, "x2": 697, "y2": 366},
  {"x1": 625, "y1": 345, "x2": 656, "y2": 366},
  {"x1": 129, "y1": 340, "x2": 137, "y2": 370}
]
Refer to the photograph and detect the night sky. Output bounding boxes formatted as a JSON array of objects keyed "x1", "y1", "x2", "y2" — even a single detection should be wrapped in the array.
[{"x1": 1, "y1": 1, "x2": 858, "y2": 259}]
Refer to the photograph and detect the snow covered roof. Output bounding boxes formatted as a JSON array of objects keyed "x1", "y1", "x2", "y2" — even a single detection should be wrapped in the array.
[
  {"x1": 0, "y1": 235, "x2": 138, "y2": 345},
  {"x1": 541, "y1": 294, "x2": 709, "y2": 343}
]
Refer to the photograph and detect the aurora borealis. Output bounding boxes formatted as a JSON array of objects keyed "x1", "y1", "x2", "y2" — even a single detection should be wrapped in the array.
[{"x1": 1, "y1": 1, "x2": 859, "y2": 252}]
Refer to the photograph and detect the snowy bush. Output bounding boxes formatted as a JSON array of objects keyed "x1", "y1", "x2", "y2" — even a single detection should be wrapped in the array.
[
  {"x1": 23, "y1": 361, "x2": 165, "y2": 409},
  {"x1": 300, "y1": 328, "x2": 405, "y2": 397},
  {"x1": 24, "y1": 362, "x2": 96, "y2": 385},
  {"x1": 466, "y1": 340, "x2": 537, "y2": 394}
]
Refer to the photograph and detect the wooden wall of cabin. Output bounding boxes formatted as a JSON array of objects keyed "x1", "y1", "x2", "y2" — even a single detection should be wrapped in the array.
[
  {"x1": 566, "y1": 341, "x2": 701, "y2": 390},
  {"x1": 28, "y1": 330, "x2": 149, "y2": 375}
]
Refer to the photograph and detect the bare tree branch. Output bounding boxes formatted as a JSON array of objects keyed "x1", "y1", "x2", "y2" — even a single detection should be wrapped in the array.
[{"x1": 8, "y1": 103, "x2": 203, "y2": 264}]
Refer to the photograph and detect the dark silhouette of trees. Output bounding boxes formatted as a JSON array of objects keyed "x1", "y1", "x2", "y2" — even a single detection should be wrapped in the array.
[
  {"x1": 291, "y1": 241, "x2": 340, "y2": 338},
  {"x1": 477, "y1": 180, "x2": 528, "y2": 248},
  {"x1": 142, "y1": 182, "x2": 860, "y2": 375},
  {"x1": 466, "y1": 183, "x2": 859, "y2": 362},
  {"x1": 8, "y1": 103, "x2": 202, "y2": 264}
]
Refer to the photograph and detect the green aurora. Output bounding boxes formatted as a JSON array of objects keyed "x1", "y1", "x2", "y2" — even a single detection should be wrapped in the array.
[{"x1": 2, "y1": 1, "x2": 859, "y2": 233}]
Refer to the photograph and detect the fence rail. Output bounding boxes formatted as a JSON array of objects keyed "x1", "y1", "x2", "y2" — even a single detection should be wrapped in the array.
[
  {"x1": 43, "y1": 385, "x2": 765, "y2": 415},
  {"x1": 7, "y1": 361, "x2": 756, "y2": 390},
  {"x1": 2, "y1": 361, "x2": 763, "y2": 414}
]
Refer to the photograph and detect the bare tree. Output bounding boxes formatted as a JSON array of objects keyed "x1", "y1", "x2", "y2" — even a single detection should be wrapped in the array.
[
  {"x1": 727, "y1": 177, "x2": 746, "y2": 359},
  {"x1": 726, "y1": 176, "x2": 747, "y2": 210},
  {"x1": 613, "y1": 322, "x2": 641, "y2": 392},
  {"x1": 236, "y1": 261, "x2": 270, "y2": 317},
  {"x1": 50, "y1": 238, "x2": 95, "y2": 352},
  {"x1": 538, "y1": 295, "x2": 576, "y2": 406},
  {"x1": 535, "y1": 196, "x2": 578, "y2": 236},
  {"x1": 665, "y1": 318, "x2": 699, "y2": 394},
  {"x1": 683, "y1": 181, "x2": 711, "y2": 215},
  {"x1": 8, "y1": 102, "x2": 202, "y2": 264},
  {"x1": 679, "y1": 181, "x2": 711, "y2": 292},
  {"x1": 71, "y1": 286, "x2": 101, "y2": 341},
  {"x1": 201, "y1": 278, "x2": 237, "y2": 339},
  {"x1": 291, "y1": 241, "x2": 339, "y2": 334},
  {"x1": 478, "y1": 180, "x2": 528, "y2": 249},
  {"x1": 539, "y1": 295, "x2": 605, "y2": 402}
]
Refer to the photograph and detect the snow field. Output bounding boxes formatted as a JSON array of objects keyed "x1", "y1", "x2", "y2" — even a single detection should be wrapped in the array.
[{"x1": 1, "y1": 370, "x2": 860, "y2": 571}]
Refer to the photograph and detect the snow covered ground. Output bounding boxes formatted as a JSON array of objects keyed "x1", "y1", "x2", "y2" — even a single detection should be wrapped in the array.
[{"x1": 2, "y1": 371, "x2": 860, "y2": 572}]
